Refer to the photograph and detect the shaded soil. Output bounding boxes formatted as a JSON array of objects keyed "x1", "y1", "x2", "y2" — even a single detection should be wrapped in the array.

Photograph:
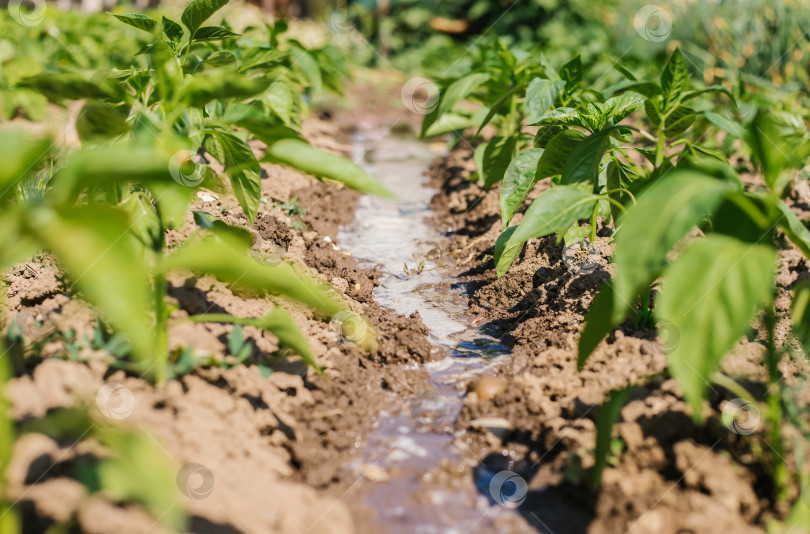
[{"x1": 425, "y1": 142, "x2": 810, "y2": 534}]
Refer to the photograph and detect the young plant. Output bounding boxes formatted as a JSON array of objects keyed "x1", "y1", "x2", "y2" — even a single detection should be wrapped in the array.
[{"x1": 0, "y1": 133, "x2": 375, "y2": 382}]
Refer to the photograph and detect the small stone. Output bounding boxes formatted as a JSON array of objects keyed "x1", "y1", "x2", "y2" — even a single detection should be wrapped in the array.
[
  {"x1": 475, "y1": 376, "x2": 507, "y2": 402},
  {"x1": 363, "y1": 464, "x2": 389, "y2": 482}
]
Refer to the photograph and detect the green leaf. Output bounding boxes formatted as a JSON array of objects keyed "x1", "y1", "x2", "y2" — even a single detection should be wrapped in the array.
[
  {"x1": 213, "y1": 132, "x2": 262, "y2": 224},
  {"x1": 533, "y1": 124, "x2": 567, "y2": 148},
  {"x1": 476, "y1": 136, "x2": 517, "y2": 189},
  {"x1": 257, "y1": 307, "x2": 318, "y2": 369},
  {"x1": 529, "y1": 107, "x2": 580, "y2": 127},
  {"x1": 525, "y1": 78, "x2": 565, "y2": 124},
  {"x1": 75, "y1": 101, "x2": 129, "y2": 142},
  {"x1": 560, "y1": 55, "x2": 583, "y2": 87},
  {"x1": 601, "y1": 92, "x2": 644, "y2": 122},
  {"x1": 592, "y1": 386, "x2": 633, "y2": 489},
  {"x1": 704, "y1": 111, "x2": 745, "y2": 139},
  {"x1": 660, "y1": 48, "x2": 690, "y2": 111},
  {"x1": 773, "y1": 198, "x2": 810, "y2": 258},
  {"x1": 500, "y1": 148, "x2": 544, "y2": 227},
  {"x1": 24, "y1": 206, "x2": 155, "y2": 367},
  {"x1": 263, "y1": 138, "x2": 393, "y2": 198},
  {"x1": 162, "y1": 16, "x2": 184, "y2": 45},
  {"x1": 495, "y1": 186, "x2": 596, "y2": 276},
  {"x1": 438, "y1": 72, "x2": 489, "y2": 117},
  {"x1": 113, "y1": 13, "x2": 158, "y2": 33},
  {"x1": 289, "y1": 45, "x2": 322, "y2": 94},
  {"x1": 577, "y1": 283, "x2": 619, "y2": 369},
  {"x1": 663, "y1": 106, "x2": 696, "y2": 137},
  {"x1": 657, "y1": 235, "x2": 776, "y2": 418},
  {"x1": 536, "y1": 130, "x2": 586, "y2": 179},
  {"x1": 21, "y1": 72, "x2": 111, "y2": 102},
  {"x1": 176, "y1": 73, "x2": 270, "y2": 107},
  {"x1": 264, "y1": 81, "x2": 294, "y2": 125},
  {"x1": 791, "y1": 281, "x2": 810, "y2": 356},
  {"x1": 181, "y1": 0, "x2": 229, "y2": 37},
  {"x1": 192, "y1": 25, "x2": 239, "y2": 41},
  {"x1": 119, "y1": 192, "x2": 163, "y2": 252},
  {"x1": 613, "y1": 171, "x2": 735, "y2": 319},
  {"x1": 423, "y1": 112, "x2": 478, "y2": 137},
  {"x1": 160, "y1": 233, "x2": 345, "y2": 317},
  {"x1": 559, "y1": 129, "x2": 613, "y2": 185}
]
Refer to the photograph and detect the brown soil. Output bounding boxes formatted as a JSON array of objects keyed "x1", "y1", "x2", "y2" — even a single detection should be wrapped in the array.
[{"x1": 425, "y1": 142, "x2": 810, "y2": 534}]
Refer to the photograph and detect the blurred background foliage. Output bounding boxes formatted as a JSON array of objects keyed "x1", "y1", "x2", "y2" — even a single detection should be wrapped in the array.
[{"x1": 324, "y1": 0, "x2": 810, "y2": 97}]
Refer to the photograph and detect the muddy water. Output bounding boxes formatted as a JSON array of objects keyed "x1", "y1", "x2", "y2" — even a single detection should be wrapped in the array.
[{"x1": 337, "y1": 131, "x2": 534, "y2": 534}]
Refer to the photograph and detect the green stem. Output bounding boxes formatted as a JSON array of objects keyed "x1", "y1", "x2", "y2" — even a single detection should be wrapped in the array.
[
  {"x1": 654, "y1": 125, "x2": 666, "y2": 167},
  {"x1": 180, "y1": 313, "x2": 259, "y2": 327},
  {"x1": 589, "y1": 202, "x2": 598, "y2": 242},
  {"x1": 153, "y1": 271, "x2": 168, "y2": 383}
]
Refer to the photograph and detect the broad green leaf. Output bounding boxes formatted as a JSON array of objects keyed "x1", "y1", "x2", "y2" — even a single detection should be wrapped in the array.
[
  {"x1": 423, "y1": 112, "x2": 478, "y2": 137},
  {"x1": 205, "y1": 51, "x2": 237, "y2": 66},
  {"x1": 524, "y1": 78, "x2": 565, "y2": 124},
  {"x1": 493, "y1": 226, "x2": 519, "y2": 274},
  {"x1": 264, "y1": 81, "x2": 294, "y2": 125},
  {"x1": 289, "y1": 45, "x2": 322, "y2": 94},
  {"x1": 24, "y1": 206, "x2": 155, "y2": 367},
  {"x1": 533, "y1": 124, "x2": 567, "y2": 148},
  {"x1": 500, "y1": 148, "x2": 544, "y2": 227},
  {"x1": 663, "y1": 106, "x2": 696, "y2": 137},
  {"x1": 477, "y1": 136, "x2": 517, "y2": 189},
  {"x1": 214, "y1": 132, "x2": 262, "y2": 224},
  {"x1": 230, "y1": 104, "x2": 302, "y2": 144},
  {"x1": 160, "y1": 234, "x2": 345, "y2": 316},
  {"x1": 263, "y1": 138, "x2": 393, "y2": 198},
  {"x1": 192, "y1": 25, "x2": 239, "y2": 41},
  {"x1": 660, "y1": 48, "x2": 690, "y2": 111},
  {"x1": 560, "y1": 55, "x2": 583, "y2": 87},
  {"x1": 162, "y1": 16, "x2": 184, "y2": 45},
  {"x1": 181, "y1": 0, "x2": 229, "y2": 37},
  {"x1": 113, "y1": 13, "x2": 158, "y2": 33},
  {"x1": 704, "y1": 111, "x2": 745, "y2": 139},
  {"x1": 592, "y1": 386, "x2": 632, "y2": 489},
  {"x1": 601, "y1": 92, "x2": 644, "y2": 122},
  {"x1": 75, "y1": 101, "x2": 129, "y2": 142},
  {"x1": 613, "y1": 171, "x2": 735, "y2": 319},
  {"x1": 438, "y1": 72, "x2": 489, "y2": 117},
  {"x1": 559, "y1": 129, "x2": 613, "y2": 185},
  {"x1": 495, "y1": 186, "x2": 596, "y2": 276},
  {"x1": 529, "y1": 107, "x2": 580, "y2": 126},
  {"x1": 657, "y1": 235, "x2": 776, "y2": 418},
  {"x1": 176, "y1": 73, "x2": 270, "y2": 107},
  {"x1": 239, "y1": 48, "x2": 287, "y2": 72},
  {"x1": 21, "y1": 72, "x2": 111, "y2": 101},
  {"x1": 746, "y1": 110, "x2": 810, "y2": 194},
  {"x1": 577, "y1": 283, "x2": 619, "y2": 369},
  {"x1": 536, "y1": 130, "x2": 586, "y2": 179},
  {"x1": 792, "y1": 281, "x2": 810, "y2": 356}
]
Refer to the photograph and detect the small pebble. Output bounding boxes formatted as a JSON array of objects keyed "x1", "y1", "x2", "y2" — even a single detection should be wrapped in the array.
[{"x1": 475, "y1": 376, "x2": 507, "y2": 402}]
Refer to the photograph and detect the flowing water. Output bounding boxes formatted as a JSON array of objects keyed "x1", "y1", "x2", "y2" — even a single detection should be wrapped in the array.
[{"x1": 337, "y1": 130, "x2": 535, "y2": 533}]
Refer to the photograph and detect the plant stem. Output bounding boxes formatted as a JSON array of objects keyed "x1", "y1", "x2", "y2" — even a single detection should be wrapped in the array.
[{"x1": 654, "y1": 126, "x2": 666, "y2": 167}]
